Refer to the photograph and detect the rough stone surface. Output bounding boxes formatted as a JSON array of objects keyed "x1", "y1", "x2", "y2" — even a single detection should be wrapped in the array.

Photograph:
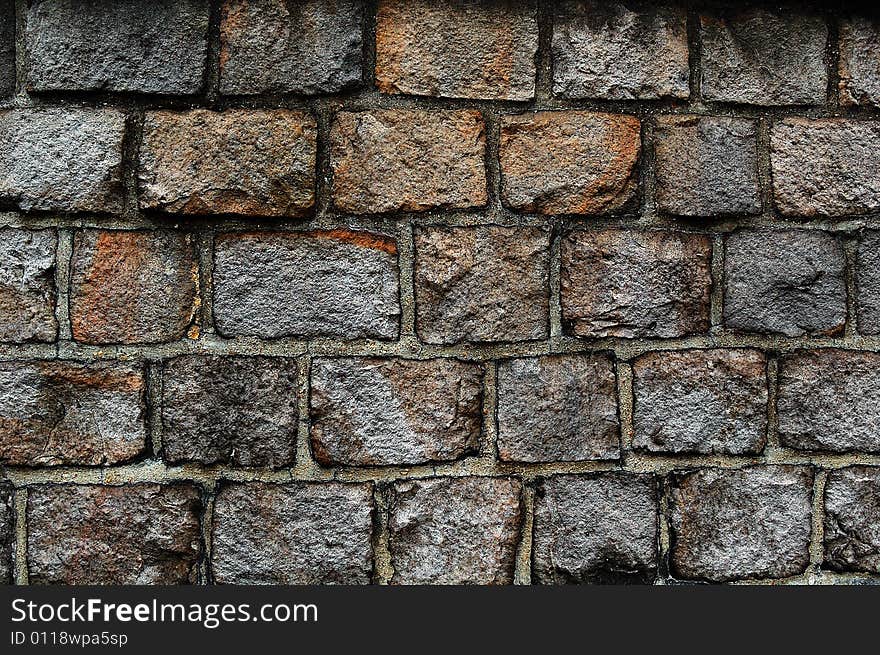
[
  {"x1": 654, "y1": 115, "x2": 760, "y2": 217},
  {"x1": 839, "y1": 17, "x2": 880, "y2": 107},
  {"x1": 561, "y1": 230, "x2": 712, "y2": 339},
  {"x1": 212, "y1": 482, "x2": 373, "y2": 584},
  {"x1": 632, "y1": 349, "x2": 767, "y2": 455},
  {"x1": 0, "y1": 0, "x2": 13, "y2": 97},
  {"x1": 670, "y1": 467, "x2": 814, "y2": 582},
  {"x1": 414, "y1": 225, "x2": 549, "y2": 344},
  {"x1": 772, "y1": 119, "x2": 880, "y2": 217},
  {"x1": 387, "y1": 477, "x2": 522, "y2": 584},
  {"x1": 376, "y1": 0, "x2": 537, "y2": 101},
  {"x1": 723, "y1": 230, "x2": 846, "y2": 337},
  {"x1": 700, "y1": 9, "x2": 828, "y2": 105},
  {"x1": 220, "y1": 0, "x2": 363, "y2": 95},
  {"x1": 213, "y1": 230, "x2": 399, "y2": 340},
  {"x1": 0, "y1": 109, "x2": 125, "y2": 213},
  {"x1": 500, "y1": 111, "x2": 640, "y2": 215},
  {"x1": 0, "y1": 360, "x2": 146, "y2": 467},
  {"x1": 162, "y1": 356, "x2": 299, "y2": 468},
  {"x1": 27, "y1": 483, "x2": 202, "y2": 584},
  {"x1": 496, "y1": 354, "x2": 620, "y2": 462},
  {"x1": 139, "y1": 109, "x2": 316, "y2": 216},
  {"x1": 824, "y1": 467, "x2": 880, "y2": 573},
  {"x1": 777, "y1": 349, "x2": 880, "y2": 453},
  {"x1": 552, "y1": 1, "x2": 688, "y2": 100},
  {"x1": 26, "y1": 0, "x2": 208, "y2": 94},
  {"x1": 857, "y1": 231, "x2": 880, "y2": 335},
  {"x1": 0, "y1": 483, "x2": 12, "y2": 584},
  {"x1": 310, "y1": 357, "x2": 482, "y2": 466},
  {"x1": 70, "y1": 231, "x2": 197, "y2": 345},
  {"x1": 0, "y1": 229, "x2": 57, "y2": 343},
  {"x1": 330, "y1": 109, "x2": 487, "y2": 214},
  {"x1": 532, "y1": 473, "x2": 658, "y2": 584}
]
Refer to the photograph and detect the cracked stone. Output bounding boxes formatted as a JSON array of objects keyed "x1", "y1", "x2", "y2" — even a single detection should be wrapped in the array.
[
  {"x1": 858, "y1": 231, "x2": 880, "y2": 335},
  {"x1": 0, "y1": 482, "x2": 12, "y2": 584}
]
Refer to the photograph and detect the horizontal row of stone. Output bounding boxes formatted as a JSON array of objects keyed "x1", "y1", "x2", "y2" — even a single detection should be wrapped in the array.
[
  {"x1": 1, "y1": 347, "x2": 878, "y2": 469},
  {"x1": 1, "y1": 466, "x2": 877, "y2": 584},
  {"x1": 2, "y1": 107, "x2": 880, "y2": 218},
  {"x1": 4, "y1": 2, "x2": 878, "y2": 109},
  {"x1": 3, "y1": 226, "x2": 880, "y2": 345}
]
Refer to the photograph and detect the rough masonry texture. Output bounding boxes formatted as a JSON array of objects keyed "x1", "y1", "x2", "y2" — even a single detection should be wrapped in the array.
[
  {"x1": 139, "y1": 109, "x2": 317, "y2": 216},
  {"x1": 533, "y1": 473, "x2": 658, "y2": 584},
  {"x1": 2, "y1": 1, "x2": 880, "y2": 588},
  {"x1": 310, "y1": 357, "x2": 483, "y2": 466}
]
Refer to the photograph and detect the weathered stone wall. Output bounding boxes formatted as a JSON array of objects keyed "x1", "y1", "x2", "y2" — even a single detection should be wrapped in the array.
[{"x1": 1, "y1": 0, "x2": 879, "y2": 585}]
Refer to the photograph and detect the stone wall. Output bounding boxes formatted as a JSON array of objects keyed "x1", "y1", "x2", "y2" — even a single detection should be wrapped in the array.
[{"x1": 1, "y1": 0, "x2": 879, "y2": 585}]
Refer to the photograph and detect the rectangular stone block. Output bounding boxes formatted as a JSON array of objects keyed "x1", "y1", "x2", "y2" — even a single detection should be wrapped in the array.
[
  {"x1": 26, "y1": 0, "x2": 209, "y2": 94},
  {"x1": 771, "y1": 119, "x2": 880, "y2": 217},
  {"x1": 212, "y1": 482, "x2": 373, "y2": 584},
  {"x1": 414, "y1": 225, "x2": 549, "y2": 344},
  {"x1": 387, "y1": 477, "x2": 522, "y2": 584},
  {"x1": 310, "y1": 357, "x2": 482, "y2": 466},
  {"x1": 497, "y1": 354, "x2": 619, "y2": 462},
  {"x1": 162, "y1": 356, "x2": 298, "y2": 468},
  {"x1": 500, "y1": 111, "x2": 640, "y2": 215},
  {"x1": 0, "y1": 109, "x2": 125, "y2": 213},
  {"x1": 0, "y1": 228, "x2": 57, "y2": 343},
  {"x1": 552, "y1": 1, "x2": 689, "y2": 100},
  {"x1": 330, "y1": 109, "x2": 486, "y2": 214},
  {"x1": 0, "y1": 0, "x2": 13, "y2": 97},
  {"x1": 139, "y1": 109, "x2": 316, "y2": 216},
  {"x1": 27, "y1": 483, "x2": 202, "y2": 584},
  {"x1": 839, "y1": 17, "x2": 880, "y2": 107},
  {"x1": 0, "y1": 482, "x2": 11, "y2": 584},
  {"x1": 376, "y1": 0, "x2": 537, "y2": 100},
  {"x1": 0, "y1": 360, "x2": 146, "y2": 467},
  {"x1": 723, "y1": 230, "x2": 846, "y2": 337},
  {"x1": 220, "y1": 0, "x2": 363, "y2": 95},
  {"x1": 213, "y1": 230, "x2": 400, "y2": 340},
  {"x1": 670, "y1": 466, "x2": 813, "y2": 582},
  {"x1": 824, "y1": 467, "x2": 880, "y2": 573},
  {"x1": 654, "y1": 115, "x2": 760, "y2": 217},
  {"x1": 857, "y1": 231, "x2": 880, "y2": 335},
  {"x1": 70, "y1": 231, "x2": 198, "y2": 345},
  {"x1": 777, "y1": 349, "x2": 880, "y2": 453},
  {"x1": 561, "y1": 230, "x2": 712, "y2": 338},
  {"x1": 632, "y1": 349, "x2": 767, "y2": 455},
  {"x1": 700, "y1": 9, "x2": 827, "y2": 105},
  {"x1": 533, "y1": 473, "x2": 658, "y2": 584}
]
